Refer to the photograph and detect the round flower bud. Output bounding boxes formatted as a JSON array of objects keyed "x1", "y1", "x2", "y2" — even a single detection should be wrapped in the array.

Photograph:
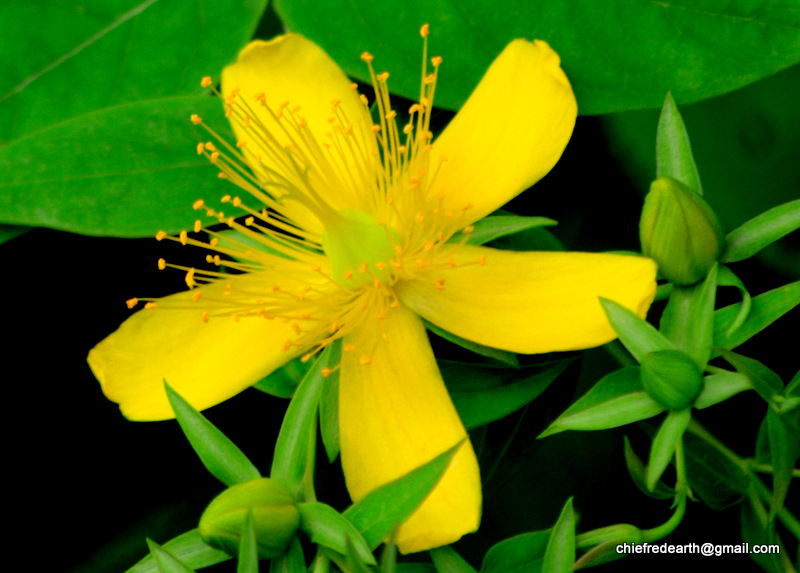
[
  {"x1": 641, "y1": 349, "x2": 704, "y2": 410},
  {"x1": 199, "y1": 478, "x2": 300, "y2": 559},
  {"x1": 639, "y1": 177, "x2": 725, "y2": 286}
]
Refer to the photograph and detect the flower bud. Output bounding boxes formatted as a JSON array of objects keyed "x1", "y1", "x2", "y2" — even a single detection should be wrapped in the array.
[
  {"x1": 199, "y1": 478, "x2": 300, "y2": 559},
  {"x1": 641, "y1": 349, "x2": 703, "y2": 410},
  {"x1": 639, "y1": 177, "x2": 725, "y2": 285}
]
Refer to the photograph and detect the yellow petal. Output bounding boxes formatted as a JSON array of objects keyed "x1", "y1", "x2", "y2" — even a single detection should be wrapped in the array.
[
  {"x1": 221, "y1": 35, "x2": 374, "y2": 233},
  {"x1": 397, "y1": 246, "x2": 657, "y2": 354},
  {"x1": 339, "y1": 305, "x2": 481, "y2": 553},
  {"x1": 87, "y1": 275, "x2": 302, "y2": 421},
  {"x1": 430, "y1": 39, "x2": 577, "y2": 227}
]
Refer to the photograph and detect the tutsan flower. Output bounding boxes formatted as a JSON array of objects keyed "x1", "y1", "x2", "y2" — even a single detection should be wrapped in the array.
[{"x1": 88, "y1": 27, "x2": 656, "y2": 553}]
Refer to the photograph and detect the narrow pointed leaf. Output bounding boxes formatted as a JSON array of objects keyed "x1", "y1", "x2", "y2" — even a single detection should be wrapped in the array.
[
  {"x1": 127, "y1": 530, "x2": 231, "y2": 573},
  {"x1": 343, "y1": 441, "x2": 463, "y2": 550},
  {"x1": 430, "y1": 546, "x2": 477, "y2": 573},
  {"x1": 147, "y1": 540, "x2": 197, "y2": 573},
  {"x1": 646, "y1": 409, "x2": 691, "y2": 491},
  {"x1": 623, "y1": 436, "x2": 675, "y2": 500},
  {"x1": 237, "y1": 512, "x2": 258, "y2": 573},
  {"x1": 425, "y1": 320, "x2": 519, "y2": 367},
  {"x1": 718, "y1": 350, "x2": 783, "y2": 403},
  {"x1": 481, "y1": 531, "x2": 551, "y2": 573},
  {"x1": 693, "y1": 372, "x2": 751, "y2": 409},
  {"x1": 540, "y1": 367, "x2": 665, "y2": 437},
  {"x1": 684, "y1": 430, "x2": 749, "y2": 510},
  {"x1": 656, "y1": 92, "x2": 702, "y2": 194},
  {"x1": 717, "y1": 265, "x2": 752, "y2": 337},
  {"x1": 269, "y1": 538, "x2": 305, "y2": 573},
  {"x1": 448, "y1": 215, "x2": 557, "y2": 246},
  {"x1": 723, "y1": 199, "x2": 800, "y2": 263},
  {"x1": 767, "y1": 409, "x2": 800, "y2": 521},
  {"x1": 441, "y1": 359, "x2": 571, "y2": 430},
  {"x1": 599, "y1": 298, "x2": 676, "y2": 362},
  {"x1": 297, "y1": 502, "x2": 376, "y2": 565},
  {"x1": 542, "y1": 498, "x2": 575, "y2": 573},
  {"x1": 320, "y1": 369, "x2": 341, "y2": 463},
  {"x1": 165, "y1": 382, "x2": 260, "y2": 486}
]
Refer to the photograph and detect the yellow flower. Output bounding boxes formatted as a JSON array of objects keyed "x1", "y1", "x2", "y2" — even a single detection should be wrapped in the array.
[{"x1": 87, "y1": 28, "x2": 656, "y2": 553}]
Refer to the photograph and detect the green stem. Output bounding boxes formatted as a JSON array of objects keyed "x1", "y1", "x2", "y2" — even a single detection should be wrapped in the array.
[
  {"x1": 750, "y1": 462, "x2": 800, "y2": 478},
  {"x1": 312, "y1": 553, "x2": 330, "y2": 573},
  {"x1": 686, "y1": 418, "x2": 748, "y2": 471},
  {"x1": 753, "y1": 475, "x2": 800, "y2": 540},
  {"x1": 641, "y1": 438, "x2": 688, "y2": 542}
]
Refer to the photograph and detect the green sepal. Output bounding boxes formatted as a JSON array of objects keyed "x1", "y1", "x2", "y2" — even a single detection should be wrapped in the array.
[
  {"x1": 623, "y1": 436, "x2": 675, "y2": 500},
  {"x1": 343, "y1": 441, "x2": 464, "y2": 550},
  {"x1": 539, "y1": 367, "x2": 665, "y2": 437},
  {"x1": 425, "y1": 320, "x2": 519, "y2": 367},
  {"x1": 269, "y1": 538, "x2": 305, "y2": 573},
  {"x1": 722, "y1": 198, "x2": 800, "y2": 263},
  {"x1": 480, "y1": 530, "x2": 551, "y2": 573},
  {"x1": 448, "y1": 213, "x2": 557, "y2": 246},
  {"x1": 488, "y1": 226, "x2": 565, "y2": 252},
  {"x1": 640, "y1": 350, "x2": 704, "y2": 410},
  {"x1": 683, "y1": 430, "x2": 749, "y2": 510},
  {"x1": 146, "y1": 539, "x2": 197, "y2": 573},
  {"x1": 252, "y1": 356, "x2": 313, "y2": 399},
  {"x1": 717, "y1": 350, "x2": 783, "y2": 404},
  {"x1": 693, "y1": 372, "x2": 751, "y2": 409},
  {"x1": 646, "y1": 409, "x2": 691, "y2": 491},
  {"x1": 164, "y1": 381, "x2": 261, "y2": 487},
  {"x1": 430, "y1": 546, "x2": 477, "y2": 573},
  {"x1": 542, "y1": 498, "x2": 576, "y2": 573},
  {"x1": 237, "y1": 511, "x2": 258, "y2": 573},
  {"x1": 320, "y1": 367, "x2": 341, "y2": 463},
  {"x1": 296, "y1": 502, "x2": 376, "y2": 565},
  {"x1": 599, "y1": 298, "x2": 676, "y2": 362},
  {"x1": 127, "y1": 530, "x2": 230, "y2": 573},
  {"x1": 656, "y1": 91, "x2": 703, "y2": 194}
]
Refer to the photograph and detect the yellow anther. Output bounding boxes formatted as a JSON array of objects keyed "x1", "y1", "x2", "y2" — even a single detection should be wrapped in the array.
[
  {"x1": 373, "y1": 278, "x2": 382, "y2": 288},
  {"x1": 192, "y1": 290, "x2": 203, "y2": 301},
  {"x1": 386, "y1": 110, "x2": 397, "y2": 120},
  {"x1": 358, "y1": 263, "x2": 369, "y2": 274},
  {"x1": 196, "y1": 142, "x2": 204, "y2": 155},
  {"x1": 301, "y1": 353, "x2": 313, "y2": 363},
  {"x1": 390, "y1": 300, "x2": 400, "y2": 308},
  {"x1": 157, "y1": 258, "x2": 166, "y2": 270},
  {"x1": 232, "y1": 196, "x2": 242, "y2": 207},
  {"x1": 349, "y1": 82, "x2": 358, "y2": 90},
  {"x1": 190, "y1": 114, "x2": 202, "y2": 124},
  {"x1": 271, "y1": 285, "x2": 280, "y2": 292},
  {"x1": 210, "y1": 151, "x2": 220, "y2": 163},
  {"x1": 360, "y1": 94, "x2": 369, "y2": 106},
  {"x1": 420, "y1": 23, "x2": 430, "y2": 37},
  {"x1": 282, "y1": 340, "x2": 293, "y2": 352},
  {"x1": 255, "y1": 92, "x2": 266, "y2": 103},
  {"x1": 390, "y1": 259, "x2": 401, "y2": 268},
  {"x1": 394, "y1": 245, "x2": 403, "y2": 255},
  {"x1": 344, "y1": 271, "x2": 353, "y2": 280},
  {"x1": 462, "y1": 203, "x2": 474, "y2": 211},
  {"x1": 431, "y1": 56, "x2": 443, "y2": 67},
  {"x1": 144, "y1": 302, "x2": 157, "y2": 310},
  {"x1": 194, "y1": 220, "x2": 202, "y2": 233},
  {"x1": 205, "y1": 142, "x2": 217, "y2": 151},
  {"x1": 202, "y1": 312, "x2": 209, "y2": 323},
  {"x1": 232, "y1": 314, "x2": 240, "y2": 323},
  {"x1": 193, "y1": 199, "x2": 205, "y2": 210},
  {"x1": 213, "y1": 255, "x2": 221, "y2": 265},
  {"x1": 416, "y1": 259, "x2": 427, "y2": 269},
  {"x1": 224, "y1": 107, "x2": 232, "y2": 118},
  {"x1": 377, "y1": 71, "x2": 390, "y2": 82},
  {"x1": 155, "y1": 230, "x2": 167, "y2": 241},
  {"x1": 416, "y1": 212, "x2": 425, "y2": 223},
  {"x1": 218, "y1": 172, "x2": 226, "y2": 179},
  {"x1": 236, "y1": 141, "x2": 247, "y2": 148},
  {"x1": 126, "y1": 298, "x2": 138, "y2": 309},
  {"x1": 435, "y1": 278, "x2": 445, "y2": 290},
  {"x1": 424, "y1": 73, "x2": 436, "y2": 85},
  {"x1": 377, "y1": 313, "x2": 387, "y2": 320},
  {"x1": 479, "y1": 254, "x2": 487, "y2": 266},
  {"x1": 360, "y1": 356, "x2": 372, "y2": 365},
  {"x1": 221, "y1": 195, "x2": 231, "y2": 203},
  {"x1": 185, "y1": 268, "x2": 197, "y2": 288},
  {"x1": 403, "y1": 124, "x2": 413, "y2": 134},
  {"x1": 209, "y1": 238, "x2": 219, "y2": 247},
  {"x1": 371, "y1": 125, "x2": 381, "y2": 133},
  {"x1": 321, "y1": 367, "x2": 332, "y2": 378},
  {"x1": 424, "y1": 242, "x2": 434, "y2": 252},
  {"x1": 360, "y1": 51, "x2": 374, "y2": 63},
  {"x1": 179, "y1": 230, "x2": 188, "y2": 245},
  {"x1": 409, "y1": 103, "x2": 423, "y2": 114},
  {"x1": 244, "y1": 115, "x2": 251, "y2": 127},
  {"x1": 387, "y1": 193, "x2": 394, "y2": 204},
  {"x1": 344, "y1": 344, "x2": 356, "y2": 352},
  {"x1": 376, "y1": 262, "x2": 387, "y2": 271},
  {"x1": 226, "y1": 217, "x2": 234, "y2": 226},
  {"x1": 245, "y1": 216, "x2": 255, "y2": 226},
  {"x1": 464, "y1": 225, "x2": 475, "y2": 234},
  {"x1": 201, "y1": 76, "x2": 213, "y2": 87}
]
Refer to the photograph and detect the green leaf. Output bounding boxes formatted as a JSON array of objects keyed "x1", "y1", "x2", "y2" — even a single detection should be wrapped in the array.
[
  {"x1": 713, "y1": 281, "x2": 800, "y2": 351},
  {"x1": 271, "y1": 343, "x2": 340, "y2": 497},
  {"x1": 740, "y1": 497, "x2": 794, "y2": 573},
  {"x1": 683, "y1": 430, "x2": 749, "y2": 510},
  {"x1": 0, "y1": 224, "x2": 28, "y2": 245},
  {"x1": 297, "y1": 502, "x2": 376, "y2": 565},
  {"x1": 320, "y1": 367, "x2": 341, "y2": 463},
  {"x1": 164, "y1": 382, "x2": 261, "y2": 487},
  {"x1": 623, "y1": 436, "x2": 675, "y2": 500},
  {"x1": 539, "y1": 367, "x2": 665, "y2": 437},
  {"x1": 481, "y1": 530, "x2": 551, "y2": 573},
  {"x1": 599, "y1": 298, "x2": 676, "y2": 362},
  {"x1": 717, "y1": 350, "x2": 783, "y2": 404},
  {"x1": 716, "y1": 265, "x2": 752, "y2": 337},
  {"x1": 693, "y1": 372, "x2": 751, "y2": 409},
  {"x1": 237, "y1": 512, "x2": 258, "y2": 573},
  {"x1": 275, "y1": 0, "x2": 800, "y2": 115},
  {"x1": 441, "y1": 359, "x2": 571, "y2": 430},
  {"x1": 127, "y1": 530, "x2": 231, "y2": 573},
  {"x1": 0, "y1": 95, "x2": 237, "y2": 236},
  {"x1": 659, "y1": 264, "x2": 717, "y2": 369},
  {"x1": 397, "y1": 565, "x2": 437, "y2": 573},
  {"x1": 766, "y1": 409, "x2": 800, "y2": 521},
  {"x1": 430, "y1": 546, "x2": 477, "y2": 573},
  {"x1": 489, "y1": 226, "x2": 565, "y2": 252},
  {"x1": 656, "y1": 92, "x2": 702, "y2": 194},
  {"x1": 269, "y1": 538, "x2": 306, "y2": 573},
  {"x1": 723, "y1": 199, "x2": 800, "y2": 263},
  {"x1": 425, "y1": 320, "x2": 519, "y2": 367},
  {"x1": 542, "y1": 498, "x2": 575, "y2": 573},
  {"x1": 343, "y1": 441, "x2": 463, "y2": 550},
  {"x1": 448, "y1": 215, "x2": 556, "y2": 246},
  {"x1": 646, "y1": 409, "x2": 691, "y2": 491},
  {"x1": 253, "y1": 357, "x2": 313, "y2": 399},
  {"x1": 1, "y1": 0, "x2": 267, "y2": 143},
  {"x1": 146, "y1": 539, "x2": 197, "y2": 573}
]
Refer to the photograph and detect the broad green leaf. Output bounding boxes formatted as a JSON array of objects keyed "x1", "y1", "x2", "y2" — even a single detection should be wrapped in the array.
[
  {"x1": 296, "y1": 502, "x2": 376, "y2": 565},
  {"x1": 127, "y1": 530, "x2": 230, "y2": 573},
  {"x1": 448, "y1": 215, "x2": 556, "y2": 246},
  {"x1": 0, "y1": 224, "x2": 28, "y2": 245},
  {"x1": 269, "y1": 538, "x2": 306, "y2": 573},
  {"x1": 271, "y1": 342, "x2": 340, "y2": 497},
  {"x1": 146, "y1": 539, "x2": 197, "y2": 573},
  {"x1": 425, "y1": 320, "x2": 519, "y2": 367},
  {"x1": 693, "y1": 372, "x2": 751, "y2": 409},
  {"x1": 343, "y1": 441, "x2": 463, "y2": 550},
  {"x1": 539, "y1": 367, "x2": 665, "y2": 437},
  {"x1": 623, "y1": 436, "x2": 675, "y2": 500},
  {"x1": 767, "y1": 409, "x2": 800, "y2": 521},
  {"x1": 237, "y1": 512, "x2": 258, "y2": 573},
  {"x1": 718, "y1": 350, "x2": 783, "y2": 404},
  {"x1": 599, "y1": 298, "x2": 676, "y2": 362},
  {"x1": 646, "y1": 409, "x2": 691, "y2": 491},
  {"x1": 481, "y1": 530, "x2": 550, "y2": 573},
  {"x1": 542, "y1": 498, "x2": 575, "y2": 573},
  {"x1": 723, "y1": 199, "x2": 800, "y2": 263},
  {"x1": 253, "y1": 356, "x2": 313, "y2": 399},
  {"x1": 713, "y1": 281, "x2": 800, "y2": 351},
  {"x1": 656, "y1": 92, "x2": 702, "y2": 194},
  {"x1": 717, "y1": 265, "x2": 752, "y2": 337},
  {"x1": 440, "y1": 359, "x2": 571, "y2": 430},
  {"x1": 683, "y1": 430, "x2": 749, "y2": 510},
  {"x1": 0, "y1": 95, "x2": 238, "y2": 236},
  {"x1": 320, "y1": 367, "x2": 341, "y2": 463},
  {"x1": 164, "y1": 382, "x2": 261, "y2": 487},
  {"x1": 430, "y1": 546, "x2": 477, "y2": 573},
  {"x1": 659, "y1": 264, "x2": 717, "y2": 369},
  {"x1": 275, "y1": 0, "x2": 800, "y2": 115},
  {"x1": 1, "y1": 0, "x2": 267, "y2": 143}
]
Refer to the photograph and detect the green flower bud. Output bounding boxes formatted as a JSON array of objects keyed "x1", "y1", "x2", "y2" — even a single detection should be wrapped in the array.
[
  {"x1": 641, "y1": 349, "x2": 704, "y2": 410},
  {"x1": 640, "y1": 177, "x2": 725, "y2": 285},
  {"x1": 199, "y1": 478, "x2": 300, "y2": 559}
]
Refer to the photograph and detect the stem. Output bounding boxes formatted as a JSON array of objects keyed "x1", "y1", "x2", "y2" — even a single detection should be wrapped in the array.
[
  {"x1": 753, "y1": 475, "x2": 800, "y2": 540},
  {"x1": 686, "y1": 418, "x2": 748, "y2": 471},
  {"x1": 750, "y1": 462, "x2": 800, "y2": 478},
  {"x1": 641, "y1": 438, "x2": 688, "y2": 542}
]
